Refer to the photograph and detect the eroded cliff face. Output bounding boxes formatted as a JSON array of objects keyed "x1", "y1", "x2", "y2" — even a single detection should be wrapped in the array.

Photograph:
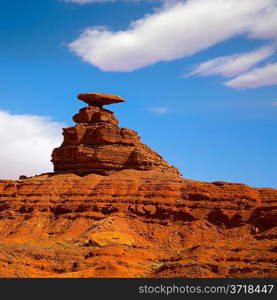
[
  {"x1": 0, "y1": 170, "x2": 276, "y2": 278},
  {"x1": 0, "y1": 93, "x2": 276, "y2": 278}
]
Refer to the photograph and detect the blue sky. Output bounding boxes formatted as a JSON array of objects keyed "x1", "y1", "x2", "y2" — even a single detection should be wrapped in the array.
[{"x1": 0, "y1": 0, "x2": 276, "y2": 188}]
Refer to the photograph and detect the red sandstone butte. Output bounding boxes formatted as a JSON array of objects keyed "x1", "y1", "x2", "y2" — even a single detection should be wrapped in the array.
[
  {"x1": 52, "y1": 95, "x2": 180, "y2": 176},
  {"x1": 0, "y1": 93, "x2": 276, "y2": 278}
]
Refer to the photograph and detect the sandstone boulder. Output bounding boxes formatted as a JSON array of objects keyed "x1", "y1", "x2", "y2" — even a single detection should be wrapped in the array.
[
  {"x1": 89, "y1": 231, "x2": 135, "y2": 247},
  {"x1": 77, "y1": 93, "x2": 125, "y2": 107}
]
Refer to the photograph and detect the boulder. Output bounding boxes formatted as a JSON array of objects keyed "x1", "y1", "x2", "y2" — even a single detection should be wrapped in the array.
[
  {"x1": 89, "y1": 231, "x2": 135, "y2": 247},
  {"x1": 77, "y1": 93, "x2": 125, "y2": 107}
]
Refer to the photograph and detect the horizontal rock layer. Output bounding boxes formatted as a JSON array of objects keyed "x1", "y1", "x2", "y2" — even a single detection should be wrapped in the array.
[
  {"x1": 0, "y1": 170, "x2": 275, "y2": 228},
  {"x1": 0, "y1": 170, "x2": 276, "y2": 278}
]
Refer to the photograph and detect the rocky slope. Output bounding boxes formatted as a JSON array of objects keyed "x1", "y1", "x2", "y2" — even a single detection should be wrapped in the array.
[{"x1": 0, "y1": 93, "x2": 276, "y2": 278}]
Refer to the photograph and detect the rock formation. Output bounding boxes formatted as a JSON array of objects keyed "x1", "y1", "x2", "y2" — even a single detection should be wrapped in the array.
[
  {"x1": 0, "y1": 92, "x2": 276, "y2": 278},
  {"x1": 51, "y1": 93, "x2": 181, "y2": 176}
]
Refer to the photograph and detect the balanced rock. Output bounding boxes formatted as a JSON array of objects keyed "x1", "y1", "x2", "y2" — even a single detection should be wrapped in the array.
[
  {"x1": 51, "y1": 93, "x2": 181, "y2": 176},
  {"x1": 77, "y1": 93, "x2": 125, "y2": 107}
]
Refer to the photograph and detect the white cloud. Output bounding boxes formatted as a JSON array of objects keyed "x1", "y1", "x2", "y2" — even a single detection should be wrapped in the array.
[
  {"x1": 147, "y1": 106, "x2": 169, "y2": 114},
  {"x1": 184, "y1": 45, "x2": 275, "y2": 78},
  {"x1": 272, "y1": 102, "x2": 277, "y2": 106},
  {"x1": 224, "y1": 63, "x2": 277, "y2": 89},
  {"x1": 69, "y1": 0, "x2": 277, "y2": 72},
  {"x1": 63, "y1": 0, "x2": 114, "y2": 4},
  {"x1": 248, "y1": 5, "x2": 277, "y2": 39},
  {"x1": 0, "y1": 111, "x2": 63, "y2": 180}
]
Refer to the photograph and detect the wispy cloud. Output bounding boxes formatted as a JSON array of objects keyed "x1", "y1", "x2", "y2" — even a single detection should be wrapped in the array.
[
  {"x1": 0, "y1": 111, "x2": 63, "y2": 179},
  {"x1": 147, "y1": 106, "x2": 169, "y2": 114},
  {"x1": 272, "y1": 101, "x2": 277, "y2": 106},
  {"x1": 69, "y1": 0, "x2": 277, "y2": 72},
  {"x1": 184, "y1": 45, "x2": 275, "y2": 78},
  {"x1": 224, "y1": 63, "x2": 277, "y2": 89},
  {"x1": 248, "y1": 5, "x2": 277, "y2": 39}
]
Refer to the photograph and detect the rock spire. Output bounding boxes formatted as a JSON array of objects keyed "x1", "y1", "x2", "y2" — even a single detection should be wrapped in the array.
[{"x1": 51, "y1": 93, "x2": 181, "y2": 176}]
